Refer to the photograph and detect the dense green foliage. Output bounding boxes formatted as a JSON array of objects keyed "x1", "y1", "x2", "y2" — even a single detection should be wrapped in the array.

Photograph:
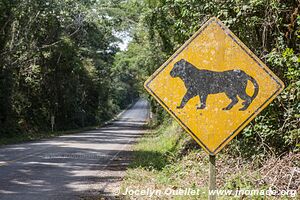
[
  {"x1": 0, "y1": 0, "x2": 299, "y2": 155},
  {"x1": 118, "y1": 0, "x2": 299, "y2": 154},
  {"x1": 0, "y1": 0, "x2": 134, "y2": 136}
]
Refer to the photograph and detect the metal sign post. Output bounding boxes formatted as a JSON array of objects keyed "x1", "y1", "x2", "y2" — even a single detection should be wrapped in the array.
[
  {"x1": 51, "y1": 115, "x2": 55, "y2": 132},
  {"x1": 209, "y1": 155, "x2": 216, "y2": 200}
]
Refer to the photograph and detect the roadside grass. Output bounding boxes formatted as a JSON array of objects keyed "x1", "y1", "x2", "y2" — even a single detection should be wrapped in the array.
[
  {"x1": 129, "y1": 119, "x2": 184, "y2": 170},
  {"x1": 121, "y1": 120, "x2": 299, "y2": 200},
  {"x1": 120, "y1": 120, "x2": 209, "y2": 199}
]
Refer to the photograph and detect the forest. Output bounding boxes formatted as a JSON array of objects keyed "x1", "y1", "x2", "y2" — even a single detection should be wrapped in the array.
[
  {"x1": 0, "y1": 0, "x2": 299, "y2": 183},
  {"x1": 0, "y1": 0, "x2": 139, "y2": 139},
  {"x1": 2, "y1": 0, "x2": 298, "y2": 152}
]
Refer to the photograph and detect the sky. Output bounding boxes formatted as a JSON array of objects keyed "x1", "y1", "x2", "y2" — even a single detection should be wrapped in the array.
[{"x1": 114, "y1": 31, "x2": 132, "y2": 51}]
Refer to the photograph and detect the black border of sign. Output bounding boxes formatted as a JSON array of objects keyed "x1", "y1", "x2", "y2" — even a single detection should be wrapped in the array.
[{"x1": 144, "y1": 18, "x2": 284, "y2": 155}]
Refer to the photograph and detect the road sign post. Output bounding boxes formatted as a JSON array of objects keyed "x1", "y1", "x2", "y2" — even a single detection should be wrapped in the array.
[
  {"x1": 144, "y1": 17, "x2": 284, "y2": 199},
  {"x1": 51, "y1": 115, "x2": 55, "y2": 132},
  {"x1": 209, "y1": 155, "x2": 216, "y2": 200}
]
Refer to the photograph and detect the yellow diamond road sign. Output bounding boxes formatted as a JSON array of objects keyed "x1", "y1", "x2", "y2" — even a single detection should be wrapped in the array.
[{"x1": 144, "y1": 17, "x2": 284, "y2": 155}]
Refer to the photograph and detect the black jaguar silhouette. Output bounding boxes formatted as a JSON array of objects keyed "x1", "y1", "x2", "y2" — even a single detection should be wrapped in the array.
[{"x1": 170, "y1": 59, "x2": 259, "y2": 111}]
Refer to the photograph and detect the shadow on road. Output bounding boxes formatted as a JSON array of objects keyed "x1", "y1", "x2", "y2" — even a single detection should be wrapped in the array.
[{"x1": 0, "y1": 99, "x2": 150, "y2": 200}]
